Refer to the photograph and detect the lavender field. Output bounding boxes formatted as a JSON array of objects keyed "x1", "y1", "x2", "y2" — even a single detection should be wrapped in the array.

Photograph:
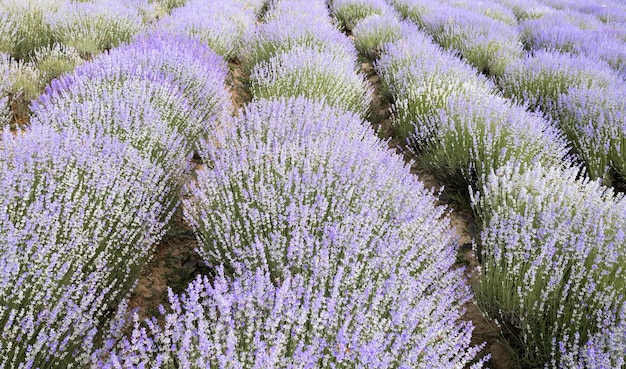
[{"x1": 1, "y1": 0, "x2": 626, "y2": 368}]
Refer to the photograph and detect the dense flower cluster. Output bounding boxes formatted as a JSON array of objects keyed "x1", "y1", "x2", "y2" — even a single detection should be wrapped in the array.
[
  {"x1": 158, "y1": 0, "x2": 264, "y2": 59},
  {"x1": 0, "y1": 125, "x2": 174, "y2": 368},
  {"x1": 472, "y1": 162, "x2": 626, "y2": 367},
  {"x1": 1, "y1": 20, "x2": 231, "y2": 366},
  {"x1": 100, "y1": 97, "x2": 486, "y2": 368},
  {"x1": 388, "y1": 0, "x2": 522, "y2": 76},
  {"x1": 329, "y1": 0, "x2": 394, "y2": 30}
]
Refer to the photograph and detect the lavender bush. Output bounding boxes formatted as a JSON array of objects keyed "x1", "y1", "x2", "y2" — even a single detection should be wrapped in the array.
[
  {"x1": 98, "y1": 263, "x2": 484, "y2": 368},
  {"x1": 101, "y1": 31, "x2": 231, "y2": 129},
  {"x1": 329, "y1": 0, "x2": 394, "y2": 30},
  {"x1": 375, "y1": 30, "x2": 496, "y2": 139},
  {"x1": 250, "y1": 48, "x2": 372, "y2": 116},
  {"x1": 500, "y1": 50, "x2": 621, "y2": 113},
  {"x1": 49, "y1": 0, "x2": 145, "y2": 56},
  {"x1": 556, "y1": 86, "x2": 626, "y2": 183},
  {"x1": 351, "y1": 14, "x2": 403, "y2": 59},
  {"x1": 472, "y1": 162, "x2": 626, "y2": 366},
  {"x1": 0, "y1": 0, "x2": 60, "y2": 59},
  {"x1": 240, "y1": 16, "x2": 358, "y2": 72},
  {"x1": 184, "y1": 98, "x2": 447, "y2": 276},
  {"x1": 413, "y1": 93, "x2": 569, "y2": 189},
  {"x1": 158, "y1": 0, "x2": 258, "y2": 59},
  {"x1": 417, "y1": 3, "x2": 523, "y2": 76},
  {"x1": 0, "y1": 125, "x2": 173, "y2": 368}
]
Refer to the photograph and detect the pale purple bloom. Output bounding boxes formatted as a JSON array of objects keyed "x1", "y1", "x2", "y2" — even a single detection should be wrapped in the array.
[{"x1": 0, "y1": 125, "x2": 174, "y2": 367}]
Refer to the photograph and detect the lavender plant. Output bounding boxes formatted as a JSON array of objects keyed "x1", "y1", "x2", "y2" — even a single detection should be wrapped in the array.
[
  {"x1": 0, "y1": 0, "x2": 61, "y2": 59},
  {"x1": 556, "y1": 86, "x2": 626, "y2": 183},
  {"x1": 103, "y1": 31, "x2": 231, "y2": 128},
  {"x1": 240, "y1": 16, "x2": 358, "y2": 72},
  {"x1": 184, "y1": 98, "x2": 449, "y2": 277},
  {"x1": 500, "y1": 50, "x2": 621, "y2": 113},
  {"x1": 418, "y1": 4, "x2": 523, "y2": 76},
  {"x1": 0, "y1": 125, "x2": 174, "y2": 368},
  {"x1": 158, "y1": 0, "x2": 257, "y2": 59},
  {"x1": 472, "y1": 162, "x2": 626, "y2": 367},
  {"x1": 97, "y1": 262, "x2": 485, "y2": 368},
  {"x1": 375, "y1": 31, "x2": 497, "y2": 139},
  {"x1": 250, "y1": 48, "x2": 372, "y2": 116},
  {"x1": 49, "y1": 0, "x2": 145, "y2": 56},
  {"x1": 329, "y1": 0, "x2": 394, "y2": 30},
  {"x1": 351, "y1": 14, "x2": 403, "y2": 59},
  {"x1": 413, "y1": 93, "x2": 569, "y2": 190}
]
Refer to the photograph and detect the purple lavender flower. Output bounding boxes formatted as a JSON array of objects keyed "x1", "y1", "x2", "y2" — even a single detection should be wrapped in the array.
[
  {"x1": 157, "y1": 0, "x2": 258, "y2": 59},
  {"x1": 0, "y1": 125, "x2": 174, "y2": 367},
  {"x1": 556, "y1": 85, "x2": 626, "y2": 183},
  {"x1": 250, "y1": 47, "x2": 372, "y2": 116},
  {"x1": 241, "y1": 15, "x2": 358, "y2": 71},
  {"x1": 0, "y1": 53, "x2": 10, "y2": 125}
]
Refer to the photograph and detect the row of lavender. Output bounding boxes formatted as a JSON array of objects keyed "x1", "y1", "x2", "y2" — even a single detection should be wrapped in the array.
[
  {"x1": 410, "y1": 0, "x2": 626, "y2": 188},
  {"x1": 97, "y1": 0, "x2": 488, "y2": 367},
  {"x1": 0, "y1": 0, "x2": 256, "y2": 365},
  {"x1": 332, "y1": 0, "x2": 626, "y2": 367}
]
